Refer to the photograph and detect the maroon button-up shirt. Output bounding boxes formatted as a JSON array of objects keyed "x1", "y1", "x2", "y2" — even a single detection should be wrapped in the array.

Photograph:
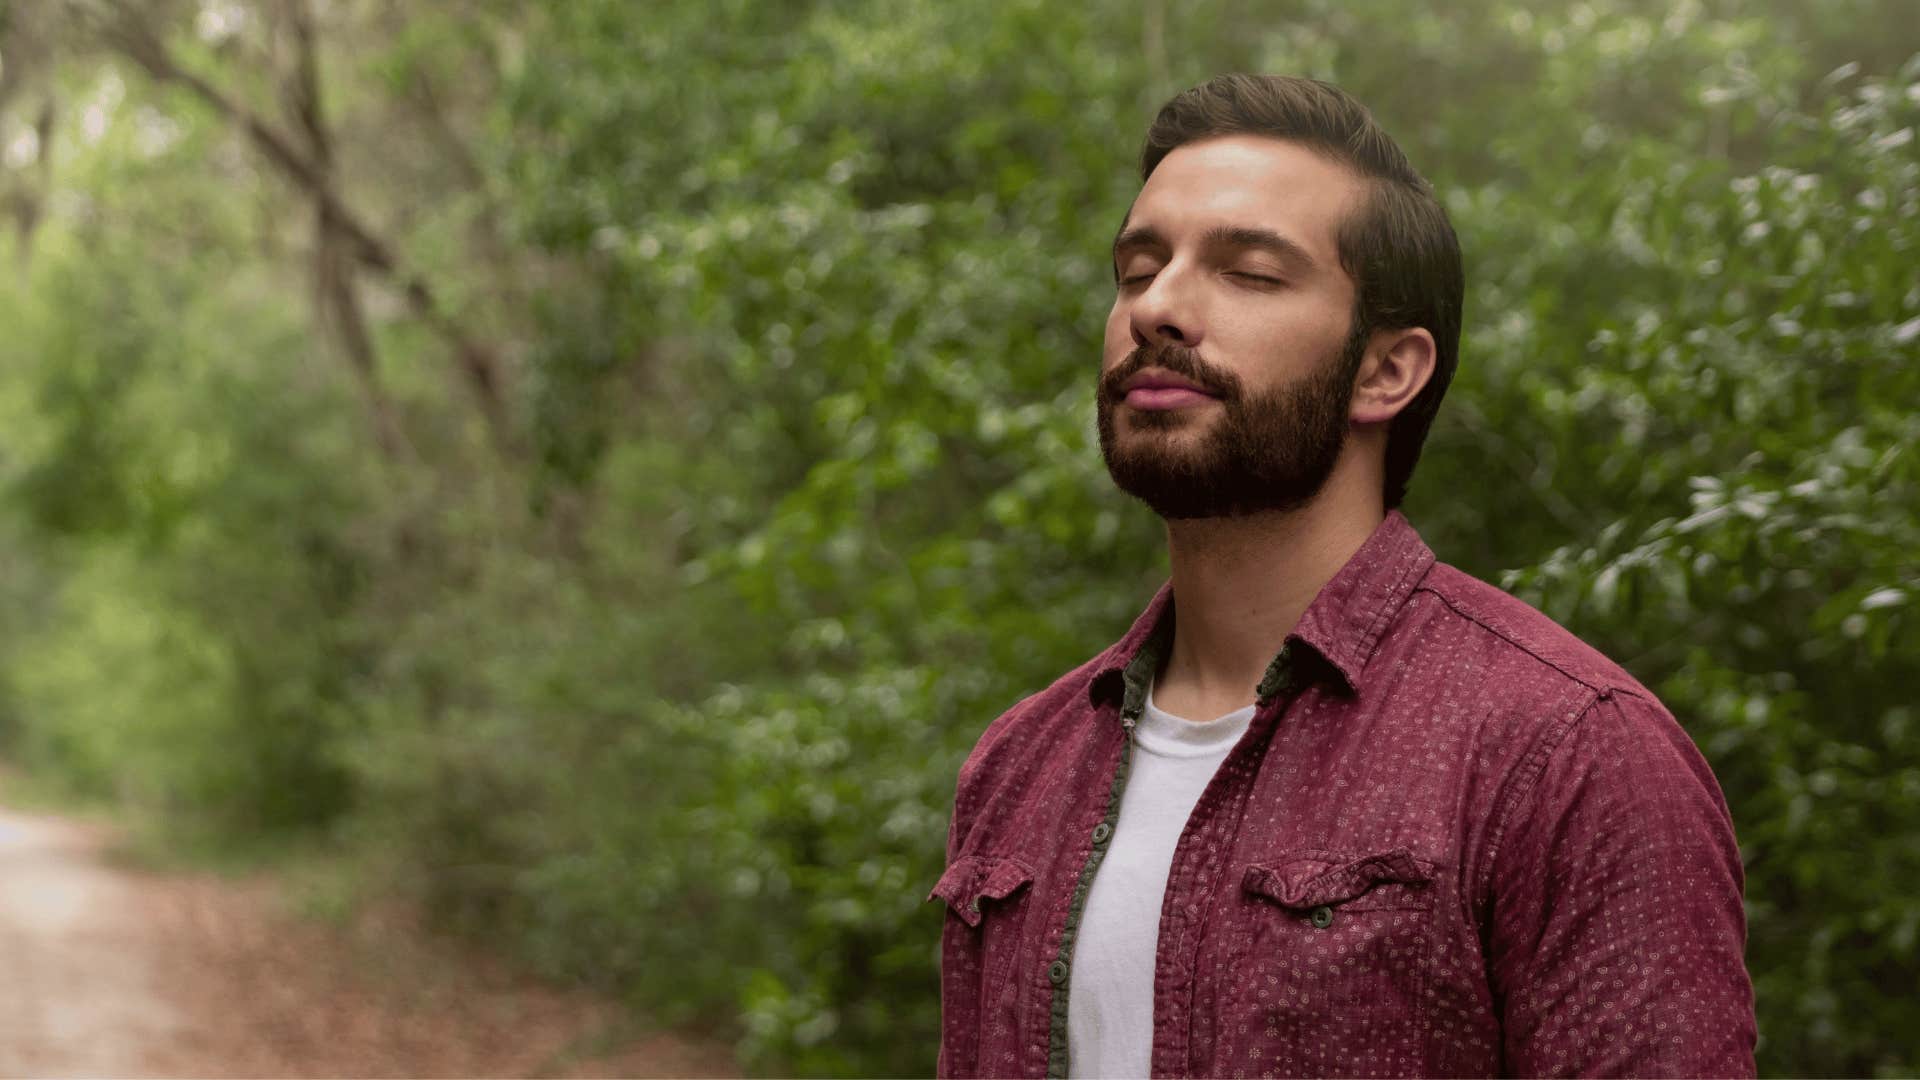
[{"x1": 933, "y1": 511, "x2": 1755, "y2": 1078}]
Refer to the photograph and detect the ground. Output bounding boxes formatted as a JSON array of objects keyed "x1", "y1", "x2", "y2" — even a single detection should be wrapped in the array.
[{"x1": 0, "y1": 802, "x2": 737, "y2": 1078}]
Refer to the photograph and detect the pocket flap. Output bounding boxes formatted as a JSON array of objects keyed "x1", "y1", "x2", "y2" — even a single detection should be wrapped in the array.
[
  {"x1": 929, "y1": 854, "x2": 1035, "y2": 927},
  {"x1": 1242, "y1": 848, "x2": 1432, "y2": 910}
]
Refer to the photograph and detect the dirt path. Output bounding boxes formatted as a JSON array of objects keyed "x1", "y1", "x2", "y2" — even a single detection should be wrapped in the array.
[{"x1": 0, "y1": 804, "x2": 736, "y2": 1078}]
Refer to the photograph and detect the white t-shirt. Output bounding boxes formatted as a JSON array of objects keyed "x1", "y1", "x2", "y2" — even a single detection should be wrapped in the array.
[{"x1": 1067, "y1": 682, "x2": 1257, "y2": 1079}]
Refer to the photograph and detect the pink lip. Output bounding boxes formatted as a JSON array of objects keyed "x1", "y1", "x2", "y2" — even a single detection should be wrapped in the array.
[{"x1": 1125, "y1": 386, "x2": 1217, "y2": 410}]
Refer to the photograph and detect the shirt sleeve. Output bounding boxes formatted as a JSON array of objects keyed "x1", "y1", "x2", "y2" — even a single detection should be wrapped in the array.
[
  {"x1": 936, "y1": 780, "x2": 978, "y2": 1078},
  {"x1": 1486, "y1": 688, "x2": 1757, "y2": 1078}
]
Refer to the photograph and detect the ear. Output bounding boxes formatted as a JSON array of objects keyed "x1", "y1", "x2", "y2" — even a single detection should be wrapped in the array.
[{"x1": 1348, "y1": 327, "x2": 1437, "y2": 426}]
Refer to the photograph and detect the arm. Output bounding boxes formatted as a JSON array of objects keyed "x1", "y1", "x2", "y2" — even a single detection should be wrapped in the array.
[
  {"x1": 937, "y1": 805, "x2": 977, "y2": 1079},
  {"x1": 1487, "y1": 689, "x2": 1757, "y2": 1077}
]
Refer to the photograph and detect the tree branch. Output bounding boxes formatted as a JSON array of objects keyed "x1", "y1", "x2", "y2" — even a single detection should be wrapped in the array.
[
  {"x1": 284, "y1": 0, "x2": 410, "y2": 462},
  {"x1": 99, "y1": 3, "x2": 517, "y2": 457},
  {"x1": 8, "y1": 98, "x2": 58, "y2": 266}
]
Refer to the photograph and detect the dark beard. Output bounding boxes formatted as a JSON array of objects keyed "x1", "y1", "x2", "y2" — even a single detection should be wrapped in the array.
[{"x1": 1096, "y1": 330, "x2": 1364, "y2": 520}]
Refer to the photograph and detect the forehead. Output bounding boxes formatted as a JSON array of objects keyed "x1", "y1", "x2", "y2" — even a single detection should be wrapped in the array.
[{"x1": 1127, "y1": 135, "x2": 1363, "y2": 268}]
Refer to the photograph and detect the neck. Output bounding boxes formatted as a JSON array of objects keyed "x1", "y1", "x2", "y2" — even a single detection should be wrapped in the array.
[{"x1": 1156, "y1": 478, "x2": 1383, "y2": 717}]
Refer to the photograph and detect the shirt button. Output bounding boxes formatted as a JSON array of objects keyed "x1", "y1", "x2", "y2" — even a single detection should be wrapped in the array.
[
  {"x1": 1091, "y1": 822, "x2": 1113, "y2": 844},
  {"x1": 1310, "y1": 905, "x2": 1335, "y2": 929},
  {"x1": 968, "y1": 898, "x2": 981, "y2": 914},
  {"x1": 1048, "y1": 959, "x2": 1069, "y2": 985}
]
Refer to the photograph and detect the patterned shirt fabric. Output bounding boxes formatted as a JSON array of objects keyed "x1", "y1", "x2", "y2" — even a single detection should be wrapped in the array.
[{"x1": 931, "y1": 511, "x2": 1756, "y2": 1078}]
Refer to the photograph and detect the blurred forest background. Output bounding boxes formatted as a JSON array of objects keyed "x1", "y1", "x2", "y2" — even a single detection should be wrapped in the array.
[{"x1": 0, "y1": 0, "x2": 1915, "y2": 1075}]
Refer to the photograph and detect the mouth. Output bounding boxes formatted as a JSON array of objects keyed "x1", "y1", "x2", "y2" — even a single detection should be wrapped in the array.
[{"x1": 1120, "y1": 369, "x2": 1220, "y2": 411}]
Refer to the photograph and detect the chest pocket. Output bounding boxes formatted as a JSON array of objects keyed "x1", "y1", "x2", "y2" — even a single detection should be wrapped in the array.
[
  {"x1": 931, "y1": 854, "x2": 1037, "y2": 1003},
  {"x1": 1228, "y1": 847, "x2": 1436, "y2": 1032},
  {"x1": 1242, "y1": 847, "x2": 1435, "y2": 914}
]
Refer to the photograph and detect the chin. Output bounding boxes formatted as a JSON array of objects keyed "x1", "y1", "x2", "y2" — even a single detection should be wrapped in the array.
[{"x1": 1122, "y1": 407, "x2": 1211, "y2": 433}]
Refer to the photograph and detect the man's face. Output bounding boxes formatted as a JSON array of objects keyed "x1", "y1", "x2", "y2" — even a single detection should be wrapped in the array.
[{"x1": 1098, "y1": 135, "x2": 1366, "y2": 519}]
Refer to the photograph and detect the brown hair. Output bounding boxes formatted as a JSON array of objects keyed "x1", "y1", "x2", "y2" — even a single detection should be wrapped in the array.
[{"x1": 1140, "y1": 74, "x2": 1463, "y2": 510}]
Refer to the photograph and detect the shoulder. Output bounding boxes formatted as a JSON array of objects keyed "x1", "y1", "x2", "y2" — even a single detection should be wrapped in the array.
[
  {"x1": 1413, "y1": 559, "x2": 1660, "y2": 704},
  {"x1": 958, "y1": 652, "x2": 1106, "y2": 793},
  {"x1": 1398, "y1": 560, "x2": 1709, "y2": 802},
  {"x1": 1407, "y1": 566, "x2": 1734, "y2": 843},
  {"x1": 946, "y1": 648, "x2": 1116, "y2": 857}
]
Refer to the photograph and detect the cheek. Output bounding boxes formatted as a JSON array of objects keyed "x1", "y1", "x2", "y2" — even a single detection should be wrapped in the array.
[
  {"x1": 1103, "y1": 301, "x2": 1133, "y2": 363},
  {"x1": 1229, "y1": 298, "x2": 1348, "y2": 363}
]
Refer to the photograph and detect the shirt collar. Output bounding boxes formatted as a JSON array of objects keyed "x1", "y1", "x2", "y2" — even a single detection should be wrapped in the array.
[
  {"x1": 1087, "y1": 510, "x2": 1436, "y2": 712},
  {"x1": 1086, "y1": 582, "x2": 1175, "y2": 721}
]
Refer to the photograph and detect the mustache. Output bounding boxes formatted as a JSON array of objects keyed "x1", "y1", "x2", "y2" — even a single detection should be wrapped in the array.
[{"x1": 1099, "y1": 342, "x2": 1242, "y2": 403}]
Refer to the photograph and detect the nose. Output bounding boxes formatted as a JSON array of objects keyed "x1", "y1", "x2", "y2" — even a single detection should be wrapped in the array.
[{"x1": 1127, "y1": 265, "x2": 1203, "y2": 350}]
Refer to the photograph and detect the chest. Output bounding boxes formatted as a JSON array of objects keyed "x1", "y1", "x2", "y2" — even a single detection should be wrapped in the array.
[{"x1": 968, "y1": 692, "x2": 1509, "y2": 1077}]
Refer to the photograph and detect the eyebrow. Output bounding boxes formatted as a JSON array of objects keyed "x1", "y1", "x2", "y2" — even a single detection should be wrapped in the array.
[
  {"x1": 1202, "y1": 225, "x2": 1319, "y2": 272},
  {"x1": 1111, "y1": 223, "x2": 1163, "y2": 265},
  {"x1": 1111, "y1": 223, "x2": 1319, "y2": 276}
]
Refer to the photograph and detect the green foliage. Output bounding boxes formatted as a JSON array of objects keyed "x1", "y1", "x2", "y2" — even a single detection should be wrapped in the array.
[
  {"x1": 0, "y1": 1, "x2": 1915, "y2": 1076},
  {"x1": 1, "y1": 197, "x2": 366, "y2": 832},
  {"x1": 1493, "y1": 62, "x2": 1920, "y2": 1067}
]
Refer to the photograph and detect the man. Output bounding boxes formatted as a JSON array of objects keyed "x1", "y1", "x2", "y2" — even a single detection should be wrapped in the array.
[{"x1": 932, "y1": 74, "x2": 1756, "y2": 1078}]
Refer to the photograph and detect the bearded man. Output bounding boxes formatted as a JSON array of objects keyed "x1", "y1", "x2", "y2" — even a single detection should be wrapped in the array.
[{"x1": 932, "y1": 74, "x2": 1756, "y2": 1079}]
